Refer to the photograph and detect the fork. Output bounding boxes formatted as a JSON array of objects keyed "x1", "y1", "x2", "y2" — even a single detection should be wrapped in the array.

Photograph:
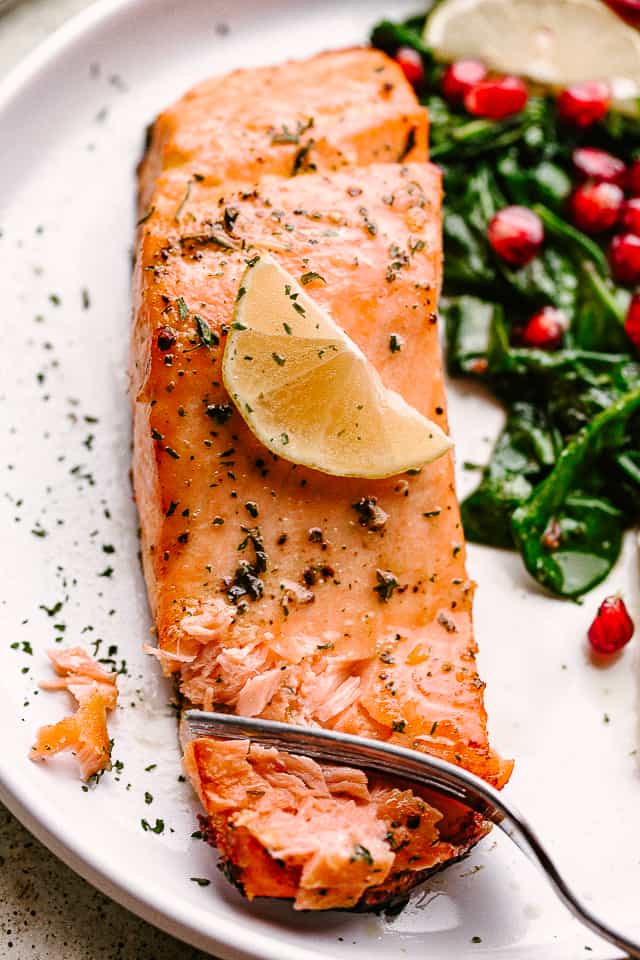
[{"x1": 186, "y1": 709, "x2": 640, "y2": 959}]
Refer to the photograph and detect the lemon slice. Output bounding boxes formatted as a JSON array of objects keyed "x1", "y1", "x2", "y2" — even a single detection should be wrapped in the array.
[
  {"x1": 423, "y1": 0, "x2": 640, "y2": 112},
  {"x1": 222, "y1": 255, "x2": 452, "y2": 479}
]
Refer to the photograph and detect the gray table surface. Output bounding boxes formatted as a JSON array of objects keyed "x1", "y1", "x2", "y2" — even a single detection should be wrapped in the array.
[{"x1": 0, "y1": 3, "x2": 213, "y2": 957}]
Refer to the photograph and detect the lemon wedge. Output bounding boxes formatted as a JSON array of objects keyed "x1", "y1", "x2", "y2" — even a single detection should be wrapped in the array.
[
  {"x1": 423, "y1": 0, "x2": 640, "y2": 112},
  {"x1": 222, "y1": 255, "x2": 452, "y2": 478}
]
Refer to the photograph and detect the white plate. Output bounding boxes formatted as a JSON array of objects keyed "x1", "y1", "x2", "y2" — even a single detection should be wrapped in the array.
[{"x1": 0, "y1": 2, "x2": 638, "y2": 958}]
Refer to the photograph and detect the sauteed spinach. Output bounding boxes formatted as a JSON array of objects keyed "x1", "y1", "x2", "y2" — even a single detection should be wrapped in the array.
[{"x1": 372, "y1": 12, "x2": 640, "y2": 598}]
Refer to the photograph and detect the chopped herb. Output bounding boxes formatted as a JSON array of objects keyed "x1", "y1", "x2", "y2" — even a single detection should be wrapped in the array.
[
  {"x1": 374, "y1": 569, "x2": 398, "y2": 602},
  {"x1": 283, "y1": 322, "x2": 293, "y2": 335},
  {"x1": 244, "y1": 501, "x2": 259, "y2": 518},
  {"x1": 174, "y1": 180, "x2": 192, "y2": 222},
  {"x1": 141, "y1": 818, "x2": 165, "y2": 834},
  {"x1": 272, "y1": 352, "x2": 285, "y2": 366},
  {"x1": 389, "y1": 333, "x2": 404, "y2": 353},
  {"x1": 144, "y1": 763, "x2": 157, "y2": 772},
  {"x1": 40, "y1": 601, "x2": 62, "y2": 617},
  {"x1": 392, "y1": 720, "x2": 406, "y2": 732},
  {"x1": 190, "y1": 877, "x2": 211, "y2": 886},
  {"x1": 350, "y1": 844, "x2": 374, "y2": 866},
  {"x1": 194, "y1": 315, "x2": 219, "y2": 348},
  {"x1": 136, "y1": 206, "x2": 155, "y2": 226},
  {"x1": 176, "y1": 297, "x2": 189, "y2": 322},
  {"x1": 300, "y1": 271, "x2": 326, "y2": 285},
  {"x1": 144, "y1": 791, "x2": 153, "y2": 804},
  {"x1": 164, "y1": 447, "x2": 180, "y2": 460}
]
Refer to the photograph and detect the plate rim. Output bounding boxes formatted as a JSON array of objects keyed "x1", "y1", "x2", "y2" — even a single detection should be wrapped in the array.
[
  {"x1": 0, "y1": 3, "x2": 336, "y2": 958},
  {"x1": 0, "y1": 3, "x2": 631, "y2": 959}
]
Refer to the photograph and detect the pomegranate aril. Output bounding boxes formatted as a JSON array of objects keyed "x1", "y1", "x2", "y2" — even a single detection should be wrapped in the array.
[
  {"x1": 569, "y1": 181, "x2": 623, "y2": 234},
  {"x1": 572, "y1": 147, "x2": 626, "y2": 185},
  {"x1": 464, "y1": 76, "x2": 528, "y2": 120},
  {"x1": 394, "y1": 47, "x2": 424, "y2": 87},
  {"x1": 588, "y1": 595, "x2": 635, "y2": 654},
  {"x1": 521, "y1": 307, "x2": 567, "y2": 350},
  {"x1": 624, "y1": 293, "x2": 640, "y2": 350},
  {"x1": 487, "y1": 206, "x2": 544, "y2": 266},
  {"x1": 441, "y1": 59, "x2": 486, "y2": 102},
  {"x1": 621, "y1": 198, "x2": 640, "y2": 235},
  {"x1": 609, "y1": 232, "x2": 640, "y2": 284},
  {"x1": 626, "y1": 158, "x2": 640, "y2": 196},
  {"x1": 557, "y1": 81, "x2": 610, "y2": 127},
  {"x1": 603, "y1": 0, "x2": 640, "y2": 23}
]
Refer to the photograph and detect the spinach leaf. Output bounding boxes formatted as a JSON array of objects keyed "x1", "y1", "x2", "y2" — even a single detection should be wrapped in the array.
[
  {"x1": 462, "y1": 403, "x2": 559, "y2": 548},
  {"x1": 511, "y1": 386, "x2": 640, "y2": 597},
  {"x1": 571, "y1": 261, "x2": 630, "y2": 352},
  {"x1": 443, "y1": 296, "x2": 498, "y2": 375},
  {"x1": 532, "y1": 204, "x2": 609, "y2": 275}
]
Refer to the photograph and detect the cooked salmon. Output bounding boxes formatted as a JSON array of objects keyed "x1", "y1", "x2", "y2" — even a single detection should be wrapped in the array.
[
  {"x1": 132, "y1": 49, "x2": 511, "y2": 909},
  {"x1": 138, "y1": 48, "x2": 428, "y2": 213},
  {"x1": 30, "y1": 647, "x2": 118, "y2": 780}
]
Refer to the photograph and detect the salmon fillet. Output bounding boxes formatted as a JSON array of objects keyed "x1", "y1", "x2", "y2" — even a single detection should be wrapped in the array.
[
  {"x1": 132, "y1": 50, "x2": 511, "y2": 910},
  {"x1": 138, "y1": 48, "x2": 428, "y2": 212}
]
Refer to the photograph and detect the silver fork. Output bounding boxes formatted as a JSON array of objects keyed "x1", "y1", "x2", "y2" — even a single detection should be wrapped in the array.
[{"x1": 186, "y1": 709, "x2": 639, "y2": 959}]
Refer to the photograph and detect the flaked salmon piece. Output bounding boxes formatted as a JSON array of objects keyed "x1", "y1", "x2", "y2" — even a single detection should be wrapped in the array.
[
  {"x1": 184, "y1": 739, "x2": 476, "y2": 910},
  {"x1": 138, "y1": 48, "x2": 428, "y2": 212},
  {"x1": 30, "y1": 647, "x2": 117, "y2": 780}
]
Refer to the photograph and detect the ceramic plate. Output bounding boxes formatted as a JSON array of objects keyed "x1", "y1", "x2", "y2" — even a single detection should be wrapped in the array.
[{"x1": 0, "y1": 2, "x2": 638, "y2": 957}]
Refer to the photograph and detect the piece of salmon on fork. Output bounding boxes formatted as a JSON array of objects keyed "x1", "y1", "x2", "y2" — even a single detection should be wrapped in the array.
[{"x1": 131, "y1": 50, "x2": 511, "y2": 911}]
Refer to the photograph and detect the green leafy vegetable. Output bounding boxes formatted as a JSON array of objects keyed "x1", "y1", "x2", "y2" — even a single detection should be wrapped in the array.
[{"x1": 372, "y1": 10, "x2": 640, "y2": 599}]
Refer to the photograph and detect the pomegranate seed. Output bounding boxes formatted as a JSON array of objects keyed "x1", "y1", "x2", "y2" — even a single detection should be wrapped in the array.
[
  {"x1": 569, "y1": 181, "x2": 623, "y2": 234},
  {"x1": 609, "y1": 232, "x2": 640, "y2": 284},
  {"x1": 603, "y1": 0, "x2": 640, "y2": 24},
  {"x1": 441, "y1": 59, "x2": 486, "y2": 102},
  {"x1": 521, "y1": 307, "x2": 567, "y2": 350},
  {"x1": 557, "y1": 81, "x2": 610, "y2": 127},
  {"x1": 394, "y1": 47, "x2": 424, "y2": 87},
  {"x1": 624, "y1": 293, "x2": 640, "y2": 350},
  {"x1": 588, "y1": 595, "x2": 635, "y2": 654},
  {"x1": 464, "y1": 76, "x2": 528, "y2": 120},
  {"x1": 620, "y1": 197, "x2": 640, "y2": 234},
  {"x1": 572, "y1": 147, "x2": 626, "y2": 185},
  {"x1": 487, "y1": 206, "x2": 544, "y2": 266},
  {"x1": 626, "y1": 159, "x2": 640, "y2": 195}
]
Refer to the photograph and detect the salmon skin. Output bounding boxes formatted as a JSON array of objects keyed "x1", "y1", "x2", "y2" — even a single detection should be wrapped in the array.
[{"x1": 132, "y1": 49, "x2": 512, "y2": 910}]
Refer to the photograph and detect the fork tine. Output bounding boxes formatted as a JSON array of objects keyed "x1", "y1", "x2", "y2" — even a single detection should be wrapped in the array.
[{"x1": 184, "y1": 709, "x2": 503, "y2": 822}]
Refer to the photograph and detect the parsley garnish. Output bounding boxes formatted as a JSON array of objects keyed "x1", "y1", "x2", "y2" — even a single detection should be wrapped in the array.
[
  {"x1": 194, "y1": 314, "x2": 218, "y2": 348},
  {"x1": 141, "y1": 818, "x2": 164, "y2": 834},
  {"x1": 300, "y1": 271, "x2": 326, "y2": 285},
  {"x1": 351, "y1": 844, "x2": 374, "y2": 866},
  {"x1": 374, "y1": 569, "x2": 398, "y2": 602},
  {"x1": 176, "y1": 297, "x2": 189, "y2": 322}
]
